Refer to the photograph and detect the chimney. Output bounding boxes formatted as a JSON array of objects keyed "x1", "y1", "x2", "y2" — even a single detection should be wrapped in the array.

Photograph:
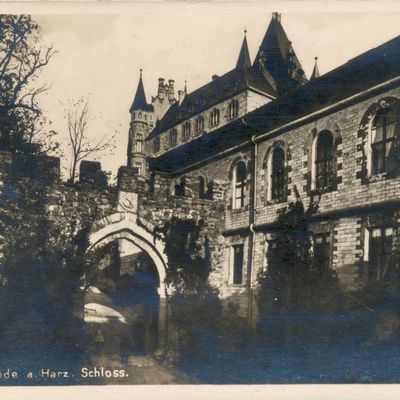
[
  {"x1": 178, "y1": 89, "x2": 186, "y2": 105},
  {"x1": 158, "y1": 78, "x2": 165, "y2": 99},
  {"x1": 168, "y1": 79, "x2": 175, "y2": 101},
  {"x1": 272, "y1": 12, "x2": 281, "y2": 23}
]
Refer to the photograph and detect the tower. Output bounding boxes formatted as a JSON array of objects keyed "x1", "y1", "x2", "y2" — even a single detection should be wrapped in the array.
[
  {"x1": 253, "y1": 12, "x2": 308, "y2": 95},
  {"x1": 128, "y1": 69, "x2": 154, "y2": 175}
]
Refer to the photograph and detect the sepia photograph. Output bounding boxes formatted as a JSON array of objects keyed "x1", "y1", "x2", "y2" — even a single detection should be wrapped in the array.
[{"x1": 0, "y1": 1, "x2": 400, "y2": 397}]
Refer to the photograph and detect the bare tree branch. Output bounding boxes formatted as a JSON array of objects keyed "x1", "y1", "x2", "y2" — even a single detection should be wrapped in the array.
[{"x1": 64, "y1": 96, "x2": 116, "y2": 182}]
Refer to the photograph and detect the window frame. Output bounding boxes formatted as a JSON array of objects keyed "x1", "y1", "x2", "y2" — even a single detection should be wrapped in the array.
[
  {"x1": 135, "y1": 133, "x2": 143, "y2": 153},
  {"x1": 182, "y1": 121, "x2": 191, "y2": 140},
  {"x1": 232, "y1": 161, "x2": 247, "y2": 210},
  {"x1": 312, "y1": 130, "x2": 335, "y2": 192},
  {"x1": 210, "y1": 108, "x2": 220, "y2": 128},
  {"x1": 169, "y1": 128, "x2": 178, "y2": 147},
  {"x1": 365, "y1": 225, "x2": 396, "y2": 282},
  {"x1": 370, "y1": 107, "x2": 399, "y2": 176},
  {"x1": 312, "y1": 231, "x2": 332, "y2": 270},
  {"x1": 228, "y1": 99, "x2": 239, "y2": 120},
  {"x1": 268, "y1": 147, "x2": 286, "y2": 202},
  {"x1": 230, "y1": 244, "x2": 244, "y2": 285},
  {"x1": 195, "y1": 115, "x2": 205, "y2": 135}
]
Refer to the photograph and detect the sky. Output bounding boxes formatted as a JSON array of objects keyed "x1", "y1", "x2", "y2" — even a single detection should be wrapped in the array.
[{"x1": 17, "y1": 1, "x2": 400, "y2": 178}]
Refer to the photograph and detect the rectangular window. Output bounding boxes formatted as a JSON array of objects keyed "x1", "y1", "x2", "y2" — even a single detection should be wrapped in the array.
[
  {"x1": 134, "y1": 162, "x2": 142, "y2": 175},
  {"x1": 232, "y1": 244, "x2": 244, "y2": 284},
  {"x1": 170, "y1": 129, "x2": 177, "y2": 146},
  {"x1": 234, "y1": 181, "x2": 245, "y2": 209},
  {"x1": 369, "y1": 226, "x2": 395, "y2": 281},
  {"x1": 313, "y1": 232, "x2": 331, "y2": 270}
]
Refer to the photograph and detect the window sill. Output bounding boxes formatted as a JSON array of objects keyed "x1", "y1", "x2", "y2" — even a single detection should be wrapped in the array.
[
  {"x1": 230, "y1": 206, "x2": 249, "y2": 213},
  {"x1": 368, "y1": 172, "x2": 388, "y2": 182},
  {"x1": 310, "y1": 185, "x2": 336, "y2": 195},
  {"x1": 266, "y1": 197, "x2": 287, "y2": 206}
]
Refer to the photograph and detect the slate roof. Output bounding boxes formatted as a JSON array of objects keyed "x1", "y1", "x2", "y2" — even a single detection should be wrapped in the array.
[
  {"x1": 236, "y1": 34, "x2": 251, "y2": 68},
  {"x1": 310, "y1": 57, "x2": 320, "y2": 81},
  {"x1": 129, "y1": 72, "x2": 153, "y2": 113},
  {"x1": 147, "y1": 64, "x2": 276, "y2": 140},
  {"x1": 253, "y1": 13, "x2": 308, "y2": 93},
  {"x1": 149, "y1": 34, "x2": 400, "y2": 173}
]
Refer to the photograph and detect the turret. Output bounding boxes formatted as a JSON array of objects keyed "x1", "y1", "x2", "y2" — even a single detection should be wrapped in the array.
[
  {"x1": 127, "y1": 69, "x2": 153, "y2": 176},
  {"x1": 310, "y1": 57, "x2": 320, "y2": 80},
  {"x1": 253, "y1": 12, "x2": 308, "y2": 95}
]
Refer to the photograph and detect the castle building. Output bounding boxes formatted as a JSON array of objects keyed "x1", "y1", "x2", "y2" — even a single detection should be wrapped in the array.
[{"x1": 127, "y1": 12, "x2": 400, "y2": 299}]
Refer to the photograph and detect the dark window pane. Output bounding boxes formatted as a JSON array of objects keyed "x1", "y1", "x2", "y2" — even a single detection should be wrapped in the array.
[
  {"x1": 315, "y1": 131, "x2": 334, "y2": 189},
  {"x1": 271, "y1": 147, "x2": 285, "y2": 200},
  {"x1": 313, "y1": 232, "x2": 331, "y2": 270},
  {"x1": 233, "y1": 244, "x2": 244, "y2": 284}
]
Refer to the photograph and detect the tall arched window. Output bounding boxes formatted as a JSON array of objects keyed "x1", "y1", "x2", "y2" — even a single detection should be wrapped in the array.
[
  {"x1": 169, "y1": 128, "x2": 177, "y2": 147},
  {"x1": 210, "y1": 108, "x2": 220, "y2": 127},
  {"x1": 371, "y1": 108, "x2": 399, "y2": 175},
  {"x1": 270, "y1": 147, "x2": 285, "y2": 200},
  {"x1": 315, "y1": 131, "x2": 334, "y2": 190},
  {"x1": 135, "y1": 133, "x2": 143, "y2": 153},
  {"x1": 228, "y1": 99, "x2": 239, "y2": 119},
  {"x1": 233, "y1": 161, "x2": 247, "y2": 209}
]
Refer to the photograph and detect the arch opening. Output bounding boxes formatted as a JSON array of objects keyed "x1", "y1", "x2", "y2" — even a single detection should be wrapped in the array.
[{"x1": 83, "y1": 214, "x2": 169, "y2": 359}]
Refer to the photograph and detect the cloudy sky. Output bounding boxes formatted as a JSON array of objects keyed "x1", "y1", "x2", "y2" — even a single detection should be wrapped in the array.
[{"x1": 10, "y1": 1, "x2": 400, "y2": 177}]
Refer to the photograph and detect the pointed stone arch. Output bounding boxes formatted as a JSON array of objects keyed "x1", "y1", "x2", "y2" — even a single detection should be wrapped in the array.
[{"x1": 88, "y1": 212, "x2": 169, "y2": 298}]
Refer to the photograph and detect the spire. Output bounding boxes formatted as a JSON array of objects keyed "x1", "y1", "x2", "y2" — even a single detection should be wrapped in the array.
[
  {"x1": 236, "y1": 29, "x2": 251, "y2": 68},
  {"x1": 129, "y1": 69, "x2": 150, "y2": 112},
  {"x1": 253, "y1": 12, "x2": 308, "y2": 93},
  {"x1": 310, "y1": 57, "x2": 320, "y2": 80}
]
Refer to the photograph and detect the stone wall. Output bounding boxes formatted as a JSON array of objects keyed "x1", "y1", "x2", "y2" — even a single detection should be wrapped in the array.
[{"x1": 163, "y1": 82, "x2": 400, "y2": 295}]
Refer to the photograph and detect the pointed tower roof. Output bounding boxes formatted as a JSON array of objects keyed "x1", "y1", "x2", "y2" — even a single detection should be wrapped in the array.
[
  {"x1": 236, "y1": 30, "x2": 251, "y2": 68},
  {"x1": 253, "y1": 12, "x2": 307, "y2": 94},
  {"x1": 310, "y1": 57, "x2": 320, "y2": 80},
  {"x1": 130, "y1": 69, "x2": 152, "y2": 112}
]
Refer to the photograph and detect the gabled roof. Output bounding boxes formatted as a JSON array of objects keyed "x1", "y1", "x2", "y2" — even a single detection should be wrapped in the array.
[
  {"x1": 150, "y1": 34, "x2": 400, "y2": 173},
  {"x1": 147, "y1": 64, "x2": 276, "y2": 140},
  {"x1": 129, "y1": 70, "x2": 153, "y2": 112},
  {"x1": 253, "y1": 13, "x2": 308, "y2": 93}
]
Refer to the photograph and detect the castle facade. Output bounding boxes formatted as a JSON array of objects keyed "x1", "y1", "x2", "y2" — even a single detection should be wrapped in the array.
[{"x1": 126, "y1": 12, "x2": 400, "y2": 298}]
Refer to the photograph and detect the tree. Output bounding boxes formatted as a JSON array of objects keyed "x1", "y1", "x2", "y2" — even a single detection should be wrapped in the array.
[
  {"x1": 64, "y1": 96, "x2": 116, "y2": 182},
  {"x1": 0, "y1": 15, "x2": 57, "y2": 157},
  {"x1": 257, "y1": 188, "x2": 337, "y2": 311},
  {"x1": 0, "y1": 172, "x2": 100, "y2": 360}
]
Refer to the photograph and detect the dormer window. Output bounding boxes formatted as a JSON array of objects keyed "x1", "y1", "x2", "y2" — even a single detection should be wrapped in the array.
[
  {"x1": 228, "y1": 99, "x2": 239, "y2": 120},
  {"x1": 182, "y1": 122, "x2": 191, "y2": 140},
  {"x1": 169, "y1": 128, "x2": 178, "y2": 147},
  {"x1": 210, "y1": 108, "x2": 220, "y2": 128},
  {"x1": 195, "y1": 116, "x2": 205, "y2": 135}
]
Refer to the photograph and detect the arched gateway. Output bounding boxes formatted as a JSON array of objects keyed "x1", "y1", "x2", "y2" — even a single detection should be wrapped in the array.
[
  {"x1": 88, "y1": 210, "x2": 169, "y2": 298},
  {"x1": 85, "y1": 191, "x2": 170, "y2": 355}
]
